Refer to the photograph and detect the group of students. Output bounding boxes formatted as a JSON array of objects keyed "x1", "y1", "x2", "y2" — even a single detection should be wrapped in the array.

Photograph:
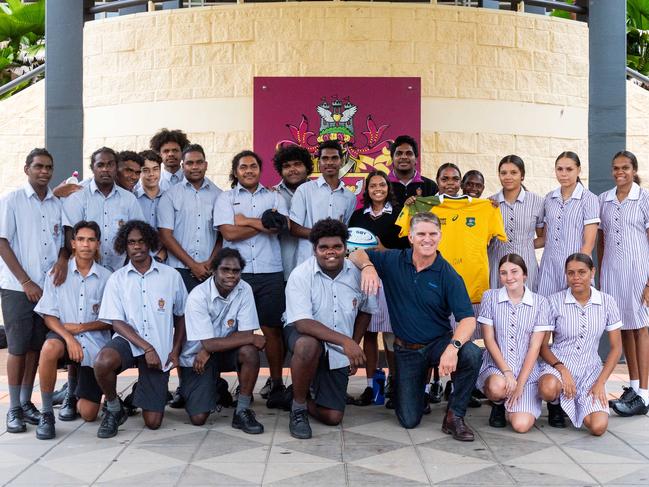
[{"x1": 0, "y1": 128, "x2": 647, "y2": 444}]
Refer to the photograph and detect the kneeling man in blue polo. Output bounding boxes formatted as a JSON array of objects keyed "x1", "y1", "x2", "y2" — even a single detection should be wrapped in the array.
[{"x1": 350, "y1": 212, "x2": 481, "y2": 441}]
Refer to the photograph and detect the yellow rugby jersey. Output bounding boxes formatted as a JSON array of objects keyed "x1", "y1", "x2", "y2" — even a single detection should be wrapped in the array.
[{"x1": 396, "y1": 196, "x2": 507, "y2": 303}]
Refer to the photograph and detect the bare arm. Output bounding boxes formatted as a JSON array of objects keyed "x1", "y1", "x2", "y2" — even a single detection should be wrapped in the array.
[
  {"x1": 515, "y1": 331, "x2": 545, "y2": 387},
  {"x1": 540, "y1": 331, "x2": 576, "y2": 398},
  {"x1": 589, "y1": 328, "x2": 622, "y2": 407},
  {"x1": 533, "y1": 226, "x2": 545, "y2": 249},
  {"x1": 218, "y1": 224, "x2": 258, "y2": 242},
  {"x1": 580, "y1": 223, "x2": 598, "y2": 255},
  {"x1": 0, "y1": 237, "x2": 42, "y2": 301},
  {"x1": 201, "y1": 330, "x2": 265, "y2": 353},
  {"x1": 481, "y1": 324, "x2": 512, "y2": 375},
  {"x1": 63, "y1": 321, "x2": 112, "y2": 335},
  {"x1": 352, "y1": 311, "x2": 371, "y2": 343},
  {"x1": 295, "y1": 317, "x2": 365, "y2": 368},
  {"x1": 158, "y1": 228, "x2": 198, "y2": 269},
  {"x1": 290, "y1": 220, "x2": 311, "y2": 239}
]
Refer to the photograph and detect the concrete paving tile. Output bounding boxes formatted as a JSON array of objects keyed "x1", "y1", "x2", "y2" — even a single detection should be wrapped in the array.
[
  {"x1": 7, "y1": 463, "x2": 87, "y2": 486},
  {"x1": 436, "y1": 464, "x2": 515, "y2": 485},
  {"x1": 417, "y1": 435, "x2": 495, "y2": 462},
  {"x1": 94, "y1": 448, "x2": 185, "y2": 482},
  {"x1": 474, "y1": 429, "x2": 551, "y2": 462},
  {"x1": 342, "y1": 431, "x2": 409, "y2": 462},
  {"x1": 350, "y1": 446, "x2": 429, "y2": 483},
  {"x1": 263, "y1": 461, "x2": 340, "y2": 484},
  {"x1": 275, "y1": 431, "x2": 342, "y2": 461},
  {"x1": 579, "y1": 463, "x2": 647, "y2": 484},
  {"x1": 263, "y1": 463, "x2": 345, "y2": 486},
  {"x1": 563, "y1": 444, "x2": 647, "y2": 464},
  {"x1": 94, "y1": 465, "x2": 185, "y2": 486},
  {"x1": 345, "y1": 418, "x2": 413, "y2": 445},
  {"x1": 191, "y1": 429, "x2": 267, "y2": 462},
  {"x1": 599, "y1": 465, "x2": 649, "y2": 485},
  {"x1": 190, "y1": 460, "x2": 266, "y2": 483},
  {"x1": 38, "y1": 446, "x2": 124, "y2": 483},
  {"x1": 135, "y1": 430, "x2": 206, "y2": 462},
  {"x1": 502, "y1": 463, "x2": 596, "y2": 484},
  {"x1": 268, "y1": 445, "x2": 337, "y2": 464},
  {"x1": 178, "y1": 464, "x2": 257, "y2": 485},
  {"x1": 346, "y1": 465, "x2": 429, "y2": 486},
  {"x1": 192, "y1": 445, "x2": 269, "y2": 464},
  {"x1": 505, "y1": 446, "x2": 579, "y2": 465}
]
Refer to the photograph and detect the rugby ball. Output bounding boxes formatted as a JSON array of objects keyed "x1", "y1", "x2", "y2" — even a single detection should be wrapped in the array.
[{"x1": 347, "y1": 227, "x2": 379, "y2": 252}]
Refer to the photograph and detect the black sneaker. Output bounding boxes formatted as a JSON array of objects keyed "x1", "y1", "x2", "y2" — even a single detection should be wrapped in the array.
[
  {"x1": 6, "y1": 406, "x2": 26, "y2": 433},
  {"x1": 385, "y1": 398, "x2": 395, "y2": 410},
  {"x1": 289, "y1": 408, "x2": 312, "y2": 439},
  {"x1": 168, "y1": 385, "x2": 185, "y2": 409},
  {"x1": 52, "y1": 383, "x2": 68, "y2": 407},
  {"x1": 267, "y1": 384, "x2": 293, "y2": 411},
  {"x1": 612, "y1": 394, "x2": 649, "y2": 417},
  {"x1": 232, "y1": 408, "x2": 264, "y2": 434},
  {"x1": 36, "y1": 411, "x2": 56, "y2": 440},
  {"x1": 97, "y1": 405, "x2": 127, "y2": 439},
  {"x1": 609, "y1": 386, "x2": 637, "y2": 408},
  {"x1": 345, "y1": 393, "x2": 355, "y2": 405},
  {"x1": 430, "y1": 381, "x2": 443, "y2": 404},
  {"x1": 215, "y1": 377, "x2": 234, "y2": 408},
  {"x1": 58, "y1": 389, "x2": 78, "y2": 421},
  {"x1": 354, "y1": 387, "x2": 374, "y2": 406},
  {"x1": 443, "y1": 380, "x2": 453, "y2": 401},
  {"x1": 123, "y1": 383, "x2": 139, "y2": 416},
  {"x1": 259, "y1": 378, "x2": 273, "y2": 399},
  {"x1": 488, "y1": 403, "x2": 506, "y2": 428},
  {"x1": 21, "y1": 401, "x2": 41, "y2": 425},
  {"x1": 547, "y1": 402, "x2": 566, "y2": 428},
  {"x1": 384, "y1": 375, "x2": 394, "y2": 399}
]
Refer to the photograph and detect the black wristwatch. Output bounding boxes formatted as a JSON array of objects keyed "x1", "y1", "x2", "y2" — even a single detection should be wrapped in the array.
[{"x1": 450, "y1": 339, "x2": 462, "y2": 350}]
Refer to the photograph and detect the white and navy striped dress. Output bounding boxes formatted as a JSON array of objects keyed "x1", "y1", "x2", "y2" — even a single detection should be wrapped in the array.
[
  {"x1": 488, "y1": 189, "x2": 545, "y2": 292},
  {"x1": 539, "y1": 287, "x2": 623, "y2": 428},
  {"x1": 537, "y1": 184, "x2": 600, "y2": 297},
  {"x1": 599, "y1": 183, "x2": 649, "y2": 330},
  {"x1": 476, "y1": 287, "x2": 552, "y2": 418}
]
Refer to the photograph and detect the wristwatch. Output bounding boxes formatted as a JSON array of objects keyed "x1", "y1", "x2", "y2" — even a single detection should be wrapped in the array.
[{"x1": 450, "y1": 339, "x2": 462, "y2": 350}]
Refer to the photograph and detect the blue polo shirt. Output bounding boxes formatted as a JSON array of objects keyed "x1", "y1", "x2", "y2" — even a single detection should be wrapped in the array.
[{"x1": 367, "y1": 249, "x2": 473, "y2": 344}]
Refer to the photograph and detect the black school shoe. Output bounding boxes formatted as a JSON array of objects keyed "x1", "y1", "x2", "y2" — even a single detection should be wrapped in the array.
[
  {"x1": 488, "y1": 403, "x2": 506, "y2": 428},
  {"x1": 58, "y1": 389, "x2": 78, "y2": 421},
  {"x1": 21, "y1": 401, "x2": 42, "y2": 425},
  {"x1": 609, "y1": 386, "x2": 637, "y2": 408},
  {"x1": 423, "y1": 392, "x2": 432, "y2": 415},
  {"x1": 289, "y1": 408, "x2": 312, "y2": 439},
  {"x1": 612, "y1": 394, "x2": 649, "y2": 417},
  {"x1": 97, "y1": 405, "x2": 127, "y2": 439},
  {"x1": 52, "y1": 382, "x2": 68, "y2": 407},
  {"x1": 232, "y1": 408, "x2": 264, "y2": 434},
  {"x1": 355, "y1": 387, "x2": 374, "y2": 406},
  {"x1": 36, "y1": 412, "x2": 56, "y2": 440},
  {"x1": 266, "y1": 384, "x2": 293, "y2": 411},
  {"x1": 547, "y1": 402, "x2": 566, "y2": 428},
  {"x1": 430, "y1": 381, "x2": 443, "y2": 404},
  {"x1": 168, "y1": 385, "x2": 185, "y2": 409}
]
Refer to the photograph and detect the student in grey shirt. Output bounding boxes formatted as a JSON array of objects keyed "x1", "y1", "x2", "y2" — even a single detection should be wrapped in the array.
[
  {"x1": 0, "y1": 148, "x2": 68, "y2": 434},
  {"x1": 149, "y1": 128, "x2": 189, "y2": 189},
  {"x1": 178, "y1": 248, "x2": 265, "y2": 434},
  {"x1": 62, "y1": 147, "x2": 145, "y2": 272},
  {"x1": 157, "y1": 143, "x2": 222, "y2": 293},
  {"x1": 136, "y1": 150, "x2": 167, "y2": 263},
  {"x1": 272, "y1": 145, "x2": 314, "y2": 282},
  {"x1": 214, "y1": 150, "x2": 288, "y2": 402},
  {"x1": 94, "y1": 220, "x2": 187, "y2": 438},
  {"x1": 34, "y1": 220, "x2": 112, "y2": 440},
  {"x1": 289, "y1": 140, "x2": 356, "y2": 266},
  {"x1": 284, "y1": 218, "x2": 376, "y2": 440}
]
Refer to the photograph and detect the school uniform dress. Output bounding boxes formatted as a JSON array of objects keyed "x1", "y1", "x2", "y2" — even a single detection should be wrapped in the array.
[
  {"x1": 178, "y1": 278, "x2": 259, "y2": 416},
  {"x1": 349, "y1": 203, "x2": 407, "y2": 334},
  {"x1": 537, "y1": 184, "x2": 600, "y2": 297},
  {"x1": 34, "y1": 259, "x2": 112, "y2": 402},
  {"x1": 98, "y1": 260, "x2": 188, "y2": 412},
  {"x1": 284, "y1": 257, "x2": 377, "y2": 412},
  {"x1": 488, "y1": 189, "x2": 545, "y2": 291},
  {"x1": 599, "y1": 183, "x2": 649, "y2": 330},
  {"x1": 476, "y1": 287, "x2": 552, "y2": 418},
  {"x1": 289, "y1": 176, "x2": 356, "y2": 266},
  {"x1": 0, "y1": 184, "x2": 63, "y2": 355},
  {"x1": 213, "y1": 183, "x2": 288, "y2": 326},
  {"x1": 156, "y1": 177, "x2": 221, "y2": 292},
  {"x1": 540, "y1": 287, "x2": 622, "y2": 427},
  {"x1": 62, "y1": 180, "x2": 144, "y2": 272}
]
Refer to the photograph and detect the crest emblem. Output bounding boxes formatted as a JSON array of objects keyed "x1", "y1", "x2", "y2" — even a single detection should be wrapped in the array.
[
  {"x1": 352, "y1": 298, "x2": 358, "y2": 309},
  {"x1": 53, "y1": 224, "x2": 60, "y2": 237},
  {"x1": 466, "y1": 217, "x2": 476, "y2": 228},
  {"x1": 439, "y1": 218, "x2": 447, "y2": 225},
  {"x1": 226, "y1": 319, "x2": 235, "y2": 328},
  {"x1": 158, "y1": 298, "x2": 165, "y2": 311},
  {"x1": 92, "y1": 303, "x2": 100, "y2": 315},
  {"x1": 118, "y1": 219, "x2": 125, "y2": 227}
]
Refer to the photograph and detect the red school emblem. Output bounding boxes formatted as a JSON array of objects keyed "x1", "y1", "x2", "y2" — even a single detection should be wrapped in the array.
[
  {"x1": 226, "y1": 319, "x2": 235, "y2": 328},
  {"x1": 92, "y1": 303, "x2": 100, "y2": 315},
  {"x1": 53, "y1": 224, "x2": 60, "y2": 237},
  {"x1": 158, "y1": 298, "x2": 165, "y2": 311}
]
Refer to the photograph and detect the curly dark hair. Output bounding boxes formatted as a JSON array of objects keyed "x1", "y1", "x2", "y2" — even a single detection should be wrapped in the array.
[
  {"x1": 72, "y1": 220, "x2": 101, "y2": 241},
  {"x1": 272, "y1": 145, "x2": 313, "y2": 177},
  {"x1": 211, "y1": 247, "x2": 246, "y2": 271},
  {"x1": 138, "y1": 149, "x2": 162, "y2": 164},
  {"x1": 25, "y1": 148, "x2": 53, "y2": 167},
  {"x1": 361, "y1": 170, "x2": 396, "y2": 210},
  {"x1": 229, "y1": 150, "x2": 262, "y2": 188},
  {"x1": 117, "y1": 150, "x2": 144, "y2": 167},
  {"x1": 390, "y1": 135, "x2": 419, "y2": 159},
  {"x1": 309, "y1": 218, "x2": 349, "y2": 246},
  {"x1": 90, "y1": 147, "x2": 118, "y2": 170},
  {"x1": 149, "y1": 128, "x2": 190, "y2": 153},
  {"x1": 113, "y1": 220, "x2": 159, "y2": 255},
  {"x1": 317, "y1": 140, "x2": 343, "y2": 159}
]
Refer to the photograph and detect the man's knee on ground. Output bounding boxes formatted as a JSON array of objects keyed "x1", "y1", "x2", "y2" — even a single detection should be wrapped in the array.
[
  {"x1": 318, "y1": 408, "x2": 343, "y2": 426},
  {"x1": 397, "y1": 411, "x2": 422, "y2": 429},
  {"x1": 143, "y1": 412, "x2": 163, "y2": 430},
  {"x1": 189, "y1": 413, "x2": 209, "y2": 426},
  {"x1": 78, "y1": 401, "x2": 100, "y2": 422}
]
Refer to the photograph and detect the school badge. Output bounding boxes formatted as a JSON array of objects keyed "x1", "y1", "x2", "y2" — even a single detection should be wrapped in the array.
[
  {"x1": 352, "y1": 298, "x2": 358, "y2": 309},
  {"x1": 53, "y1": 223, "x2": 60, "y2": 237},
  {"x1": 466, "y1": 217, "x2": 476, "y2": 228},
  {"x1": 158, "y1": 298, "x2": 165, "y2": 311},
  {"x1": 92, "y1": 303, "x2": 100, "y2": 315},
  {"x1": 118, "y1": 219, "x2": 125, "y2": 227},
  {"x1": 226, "y1": 319, "x2": 235, "y2": 328}
]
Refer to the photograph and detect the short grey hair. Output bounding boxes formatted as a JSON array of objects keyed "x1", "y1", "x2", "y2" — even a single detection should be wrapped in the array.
[{"x1": 409, "y1": 212, "x2": 441, "y2": 234}]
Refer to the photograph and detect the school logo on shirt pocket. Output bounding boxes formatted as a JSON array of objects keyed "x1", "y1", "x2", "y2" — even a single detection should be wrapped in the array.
[
  {"x1": 53, "y1": 224, "x2": 60, "y2": 237},
  {"x1": 92, "y1": 303, "x2": 100, "y2": 315},
  {"x1": 465, "y1": 217, "x2": 476, "y2": 228},
  {"x1": 158, "y1": 298, "x2": 166, "y2": 312},
  {"x1": 352, "y1": 298, "x2": 358, "y2": 309},
  {"x1": 226, "y1": 319, "x2": 235, "y2": 328}
]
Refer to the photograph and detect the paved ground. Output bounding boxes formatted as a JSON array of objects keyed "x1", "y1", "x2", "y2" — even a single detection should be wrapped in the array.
[{"x1": 1, "y1": 353, "x2": 649, "y2": 486}]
